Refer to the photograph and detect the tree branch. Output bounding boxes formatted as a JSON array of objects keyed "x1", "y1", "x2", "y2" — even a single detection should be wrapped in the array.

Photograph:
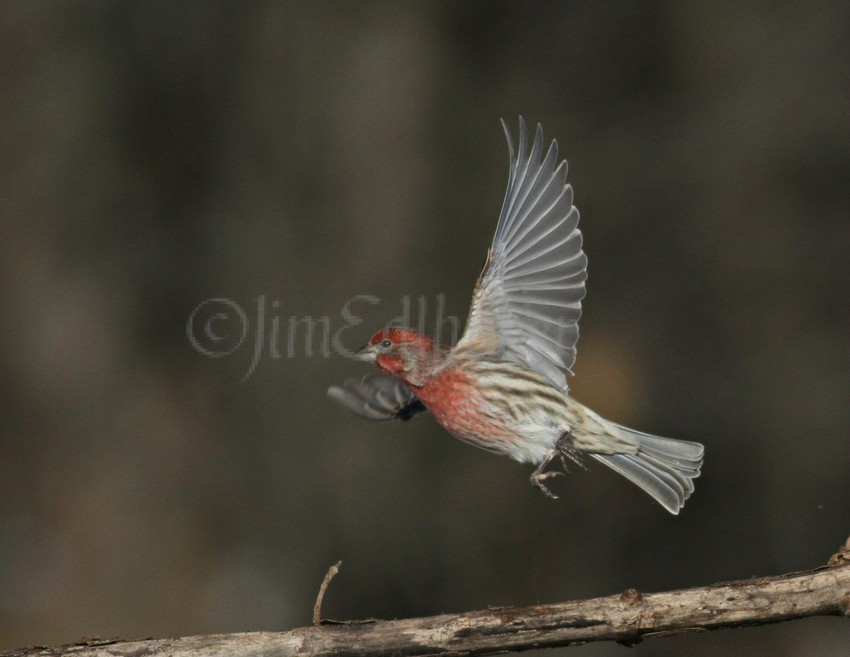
[{"x1": 7, "y1": 537, "x2": 850, "y2": 657}]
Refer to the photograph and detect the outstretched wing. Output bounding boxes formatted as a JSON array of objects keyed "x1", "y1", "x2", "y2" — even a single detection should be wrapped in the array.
[
  {"x1": 455, "y1": 117, "x2": 587, "y2": 392},
  {"x1": 328, "y1": 373, "x2": 427, "y2": 422}
]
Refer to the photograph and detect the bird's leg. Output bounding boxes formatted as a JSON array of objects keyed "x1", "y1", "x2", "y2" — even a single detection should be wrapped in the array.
[
  {"x1": 555, "y1": 430, "x2": 587, "y2": 472},
  {"x1": 530, "y1": 450, "x2": 563, "y2": 500},
  {"x1": 530, "y1": 431, "x2": 588, "y2": 499}
]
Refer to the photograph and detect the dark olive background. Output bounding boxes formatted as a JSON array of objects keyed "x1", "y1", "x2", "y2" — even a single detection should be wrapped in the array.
[{"x1": 1, "y1": 2, "x2": 848, "y2": 655}]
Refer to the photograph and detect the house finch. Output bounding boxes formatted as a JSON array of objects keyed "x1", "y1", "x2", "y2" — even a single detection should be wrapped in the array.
[{"x1": 329, "y1": 118, "x2": 703, "y2": 514}]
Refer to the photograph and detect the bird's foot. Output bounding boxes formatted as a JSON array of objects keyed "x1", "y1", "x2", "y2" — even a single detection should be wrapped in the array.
[
  {"x1": 555, "y1": 431, "x2": 587, "y2": 472},
  {"x1": 530, "y1": 470, "x2": 563, "y2": 500}
]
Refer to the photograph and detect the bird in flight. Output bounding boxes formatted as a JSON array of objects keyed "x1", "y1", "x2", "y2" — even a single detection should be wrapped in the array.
[{"x1": 328, "y1": 118, "x2": 704, "y2": 514}]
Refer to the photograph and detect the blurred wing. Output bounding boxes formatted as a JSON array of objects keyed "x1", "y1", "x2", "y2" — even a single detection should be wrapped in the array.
[
  {"x1": 328, "y1": 373, "x2": 427, "y2": 422},
  {"x1": 456, "y1": 117, "x2": 587, "y2": 392}
]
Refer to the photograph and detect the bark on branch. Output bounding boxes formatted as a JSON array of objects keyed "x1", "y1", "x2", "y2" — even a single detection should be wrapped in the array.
[{"x1": 6, "y1": 537, "x2": 850, "y2": 657}]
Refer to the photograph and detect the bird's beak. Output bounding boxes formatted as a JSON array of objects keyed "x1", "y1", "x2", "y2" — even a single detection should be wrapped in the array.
[{"x1": 354, "y1": 343, "x2": 377, "y2": 363}]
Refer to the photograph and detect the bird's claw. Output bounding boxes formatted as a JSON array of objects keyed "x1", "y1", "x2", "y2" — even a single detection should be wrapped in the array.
[
  {"x1": 555, "y1": 433, "x2": 587, "y2": 472},
  {"x1": 530, "y1": 470, "x2": 563, "y2": 499}
]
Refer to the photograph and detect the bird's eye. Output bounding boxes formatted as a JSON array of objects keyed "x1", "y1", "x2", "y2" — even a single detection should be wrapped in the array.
[{"x1": 380, "y1": 339, "x2": 392, "y2": 349}]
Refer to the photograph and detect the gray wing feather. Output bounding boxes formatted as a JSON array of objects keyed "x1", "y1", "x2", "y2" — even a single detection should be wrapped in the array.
[
  {"x1": 328, "y1": 373, "x2": 426, "y2": 422},
  {"x1": 457, "y1": 117, "x2": 587, "y2": 391}
]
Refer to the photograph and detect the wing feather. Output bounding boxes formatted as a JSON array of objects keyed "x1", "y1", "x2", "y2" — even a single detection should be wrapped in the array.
[
  {"x1": 456, "y1": 118, "x2": 587, "y2": 391},
  {"x1": 328, "y1": 373, "x2": 426, "y2": 422}
]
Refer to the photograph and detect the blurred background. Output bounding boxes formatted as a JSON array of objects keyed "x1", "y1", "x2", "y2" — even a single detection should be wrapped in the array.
[{"x1": 1, "y1": 2, "x2": 848, "y2": 655}]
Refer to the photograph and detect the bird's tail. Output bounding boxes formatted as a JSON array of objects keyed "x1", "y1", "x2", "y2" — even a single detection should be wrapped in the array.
[{"x1": 590, "y1": 423, "x2": 704, "y2": 515}]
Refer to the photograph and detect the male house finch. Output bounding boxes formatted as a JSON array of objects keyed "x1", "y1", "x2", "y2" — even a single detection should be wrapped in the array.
[{"x1": 329, "y1": 118, "x2": 704, "y2": 514}]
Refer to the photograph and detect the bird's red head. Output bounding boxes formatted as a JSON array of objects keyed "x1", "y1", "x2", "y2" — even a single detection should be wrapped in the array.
[
  {"x1": 367, "y1": 327, "x2": 430, "y2": 348},
  {"x1": 357, "y1": 327, "x2": 443, "y2": 386}
]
